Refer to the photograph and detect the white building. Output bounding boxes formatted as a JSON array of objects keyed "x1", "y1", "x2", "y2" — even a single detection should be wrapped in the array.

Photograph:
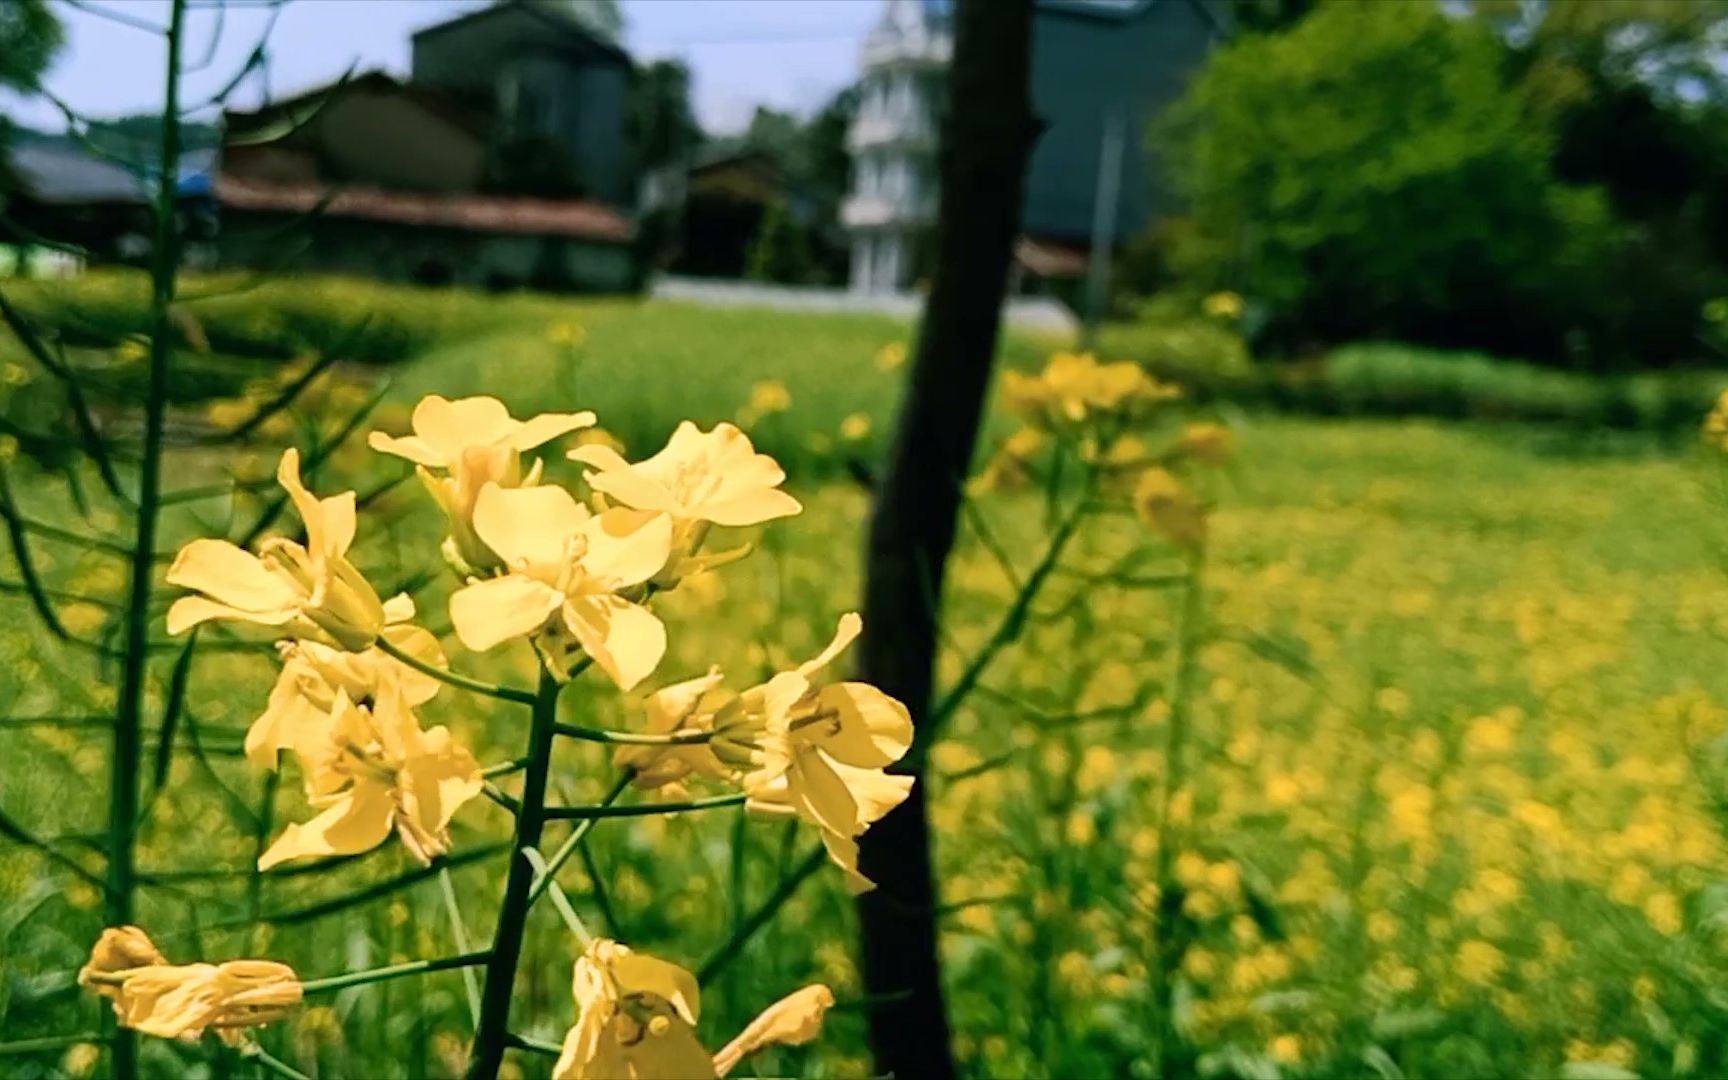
[{"x1": 843, "y1": 0, "x2": 951, "y2": 295}]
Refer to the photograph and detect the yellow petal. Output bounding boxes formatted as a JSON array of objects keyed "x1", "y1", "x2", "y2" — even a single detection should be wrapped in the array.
[
  {"x1": 562, "y1": 594, "x2": 666, "y2": 691},
  {"x1": 810, "y1": 683, "x2": 913, "y2": 768},
  {"x1": 367, "y1": 430, "x2": 447, "y2": 467},
  {"x1": 380, "y1": 624, "x2": 447, "y2": 705},
  {"x1": 246, "y1": 666, "x2": 325, "y2": 770},
  {"x1": 258, "y1": 782, "x2": 396, "y2": 869},
  {"x1": 471, "y1": 482, "x2": 588, "y2": 572},
  {"x1": 381, "y1": 593, "x2": 417, "y2": 624},
  {"x1": 115, "y1": 964, "x2": 222, "y2": 1039},
  {"x1": 817, "y1": 831, "x2": 876, "y2": 893},
  {"x1": 411, "y1": 395, "x2": 517, "y2": 460},
  {"x1": 608, "y1": 950, "x2": 702, "y2": 1025},
  {"x1": 567, "y1": 443, "x2": 631, "y2": 473},
  {"x1": 166, "y1": 594, "x2": 296, "y2": 636},
  {"x1": 787, "y1": 748, "x2": 863, "y2": 839},
  {"x1": 449, "y1": 574, "x2": 565, "y2": 652},
  {"x1": 509, "y1": 410, "x2": 597, "y2": 451},
  {"x1": 700, "y1": 487, "x2": 803, "y2": 527},
  {"x1": 579, "y1": 509, "x2": 673, "y2": 590},
  {"x1": 397, "y1": 726, "x2": 482, "y2": 836},
  {"x1": 166, "y1": 539, "x2": 299, "y2": 612},
  {"x1": 797, "y1": 612, "x2": 862, "y2": 678},
  {"x1": 712, "y1": 984, "x2": 834, "y2": 1077}
]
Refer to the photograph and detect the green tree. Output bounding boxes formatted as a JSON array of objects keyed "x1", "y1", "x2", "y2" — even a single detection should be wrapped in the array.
[
  {"x1": 1165, "y1": 0, "x2": 1614, "y2": 364},
  {"x1": 630, "y1": 58, "x2": 701, "y2": 173},
  {"x1": 0, "y1": 0, "x2": 63, "y2": 202}
]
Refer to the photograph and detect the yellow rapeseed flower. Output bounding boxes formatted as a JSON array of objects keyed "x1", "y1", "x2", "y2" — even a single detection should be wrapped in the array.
[
  {"x1": 1203, "y1": 291, "x2": 1245, "y2": 319},
  {"x1": 875, "y1": 341, "x2": 908, "y2": 372},
  {"x1": 551, "y1": 939, "x2": 832, "y2": 1080},
  {"x1": 448, "y1": 483, "x2": 672, "y2": 689},
  {"x1": 1133, "y1": 467, "x2": 1206, "y2": 551},
  {"x1": 245, "y1": 594, "x2": 444, "y2": 769},
  {"x1": 570, "y1": 420, "x2": 801, "y2": 528},
  {"x1": 258, "y1": 683, "x2": 481, "y2": 868},
  {"x1": 839, "y1": 412, "x2": 872, "y2": 441},
  {"x1": 369, "y1": 394, "x2": 595, "y2": 571},
  {"x1": 166, "y1": 449, "x2": 386, "y2": 651}
]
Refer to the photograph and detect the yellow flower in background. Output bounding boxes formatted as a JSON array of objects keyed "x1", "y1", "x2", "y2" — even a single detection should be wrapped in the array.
[
  {"x1": 749, "y1": 379, "x2": 791, "y2": 415},
  {"x1": 970, "y1": 426, "x2": 1048, "y2": 493},
  {"x1": 1174, "y1": 421, "x2": 1235, "y2": 466},
  {"x1": 448, "y1": 483, "x2": 672, "y2": 688},
  {"x1": 115, "y1": 337, "x2": 149, "y2": 362},
  {"x1": 1002, "y1": 351, "x2": 1180, "y2": 429},
  {"x1": 570, "y1": 421, "x2": 802, "y2": 528},
  {"x1": 1703, "y1": 388, "x2": 1728, "y2": 451},
  {"x1": 80, "y1": 927, "x2": 300, "y2": 1043},
  {"x1": 738, "y1": 613, "x2": 915, "y2": 892},
  {"x1": 875, "y1": 341, "x2": 908, "y2": 372},
  {"x1": 839, "y1": 412, "x2": 872, "y2": 441},
  {"x1": 245, "y1": 595, "x2": 444, "y2": 769},
  {"x1": 551, "y1": 939, "x2": 831, "y2": 1080},
  {"x1": 548, "y1": 321, "x2": 588, "y2": 347},
  {"x1": 370, "y1": 394, "x2": 596, "y2": 571},
  {"x1": 258, "y1": 683, "x2": 481, "y2": 868},
  {"x1": 1203, "y1": 290, "x2": 1245, "y2": 319},
  {"x1": 1133, "y1": 467, "x2": 1206, "y2": 551},
  {"x1": 166, "y1": 449, "x2": 386, "y2": 651}
]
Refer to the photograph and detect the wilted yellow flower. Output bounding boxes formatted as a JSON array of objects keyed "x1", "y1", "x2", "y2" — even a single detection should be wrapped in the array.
[
  {"x1": 739, "y1": 613, "x2": 915, "y2": 892},
  {"x1": 370, "y1": 394, "x2": 596, "y2": 571},
  {"x1": 80, "y1": 927, "x2": 300, "y2": 1043},
  {"x1": 448, "y1": 483, "x2": 672, "y2": 689},
  {"x1": 245, "y1": 595, "x2": 444, "y2": 769},
  {"x1": 839, "y1": 412, "x2": 872, "y2": 441},
  {"x1": 571, "y1": 421, "x2": 801, "y2": 528},
  {"x1": 1133, "y1": 467, "x2": 1206, "y2": 551},
  {"x1": 258, "y1": 683, "x2": 481, "y2": 868},
  {"x1": 875, "y1": 341, "x2": 908, "y2": 372},
  {"x1": 551, "y1": 939, "x2": 831, "y2": 1080},
  {"x1": 1203, "y1": 291, "x2": 1245, "y2": 319},
  {"x1": 166, "y1": 449, "x2": 386, "y2": 651}
]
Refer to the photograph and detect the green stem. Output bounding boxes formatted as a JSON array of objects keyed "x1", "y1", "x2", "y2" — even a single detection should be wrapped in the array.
[
  {"x1": 375, "y1": 636, "x2": 536, "y2": 705},
  {"x1": 0, "y1": 1033, "x2": 100, "y2": 1057},
  {"x1": 106, "y1": 5, "x2": 185, "y2": 1075},
  {"x1": 296, "y1": 949, "x2": 492, "y2": 995},
  {"x1": 544, "y1": 791, "x2": 745, "y2": 821},
  {"x1": 528, "y1": 772, "x2": 631, "y2": 906},
  {"x1": 697, "y1": 845, "x2": 827, "y2": 985},
  {"x1": 467, "y1": 668, "x2": 562, "y2": 1079},
  {"x1": 240, "y1": 1045, "x2": 312, "y2": 1080},
  {"x1": 552, "y1": 721, "x2": 713, "y2": 746},
  {"x1": 437, "y1": 867, "x2": 483, "y2": 1028},
  {"x1": 1148, "y1": 547, "x2": 1206, "y2": 1076}
]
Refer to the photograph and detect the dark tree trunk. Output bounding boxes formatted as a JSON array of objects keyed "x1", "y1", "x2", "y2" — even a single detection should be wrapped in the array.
[{"x1": 854, "y1": 1, "x2": 1039, "y2": 1077}]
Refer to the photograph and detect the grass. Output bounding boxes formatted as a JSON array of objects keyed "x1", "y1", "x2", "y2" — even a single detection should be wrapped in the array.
[{"x1": 3, "y1": 281, "x2": 1728, "y2": 1078}]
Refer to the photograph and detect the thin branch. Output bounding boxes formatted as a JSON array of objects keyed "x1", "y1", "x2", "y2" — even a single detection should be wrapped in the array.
[
  {"x1": 375, "y1": 636, "x2": 536, "y2": 706},
  {"x1": 296, "y1": 949, "x2": 492, "y2": 996},
  {"x1": 553, "y1": 721, "x2": 713, "y2": 746},
  {"x1": 528, "y1": 772, "x2": 631, "y2": 906},
  {"x1": 244, "y1": 844, "x2": 509, "y2": 927},
  {"x1": 545, "y1": 792, "x2": 746, "y2": 821},
  {"x1": 0, "y1": 805, "x2": 107, "y2": 890},
  {"x1": 62, "y1": 0, "x2": 166, "y2": 34},
  {"x1": 437, "y1": 867, "x2": 483, "y2": 1028},
  {"x1": 697, "y1": 845, "x2": 827, "y2": 985},
  {"x1": 0, "y1": 288, "x2": 129, "y2": 501}
]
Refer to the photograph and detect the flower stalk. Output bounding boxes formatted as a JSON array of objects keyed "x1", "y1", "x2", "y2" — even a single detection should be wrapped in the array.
[{"x1": 466, "y1": 668, "x2": 563, "y2": 1078}]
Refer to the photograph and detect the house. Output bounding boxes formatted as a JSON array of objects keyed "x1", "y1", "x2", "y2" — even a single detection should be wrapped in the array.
[
  {"x1": 670, "y1": 148, "x2": 788, "y2": 279},
  {"x1": 1, "y1": 129, "x2": 216, "y2": 266},
  {"x1": 843, "y1": 0, "x2": 1226, "y2": 295},
  {"x1": 215, "y1": 1, "x2": 638, "y2": 292}
]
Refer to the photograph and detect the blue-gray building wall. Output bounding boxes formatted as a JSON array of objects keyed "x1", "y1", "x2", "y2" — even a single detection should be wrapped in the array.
[{"x1": 1024, "y1": 0, "x2": 1223, "y2": 243}]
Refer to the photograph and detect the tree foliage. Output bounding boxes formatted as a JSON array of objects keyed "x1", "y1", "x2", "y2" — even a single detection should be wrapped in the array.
[{"x1": 1166, "y1": 1, "x2": 1615, "y2": 364}]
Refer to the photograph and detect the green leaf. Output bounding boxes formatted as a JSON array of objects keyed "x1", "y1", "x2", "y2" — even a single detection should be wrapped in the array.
[{"x1": 1559, "y1": 1063, "x2": 1640, "y2": 1080}]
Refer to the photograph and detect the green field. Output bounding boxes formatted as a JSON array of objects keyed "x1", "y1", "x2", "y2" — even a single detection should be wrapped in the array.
[{"x1": 4, "y1": 280, "x2": 1728, "y2": 1078}]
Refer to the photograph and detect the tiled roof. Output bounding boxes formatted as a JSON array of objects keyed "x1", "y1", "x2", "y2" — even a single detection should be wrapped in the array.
[{"x1": 215, "y1": 174, "x2": 634, "y2": 243}]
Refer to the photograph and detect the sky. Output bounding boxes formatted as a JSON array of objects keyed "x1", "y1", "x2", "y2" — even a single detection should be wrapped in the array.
[{"x1": 2, "y1": 0, "x2": 885, "y2": 136}]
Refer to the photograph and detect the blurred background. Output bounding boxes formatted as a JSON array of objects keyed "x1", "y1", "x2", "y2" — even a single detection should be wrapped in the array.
[{"x1": 8, "y1": 1, "x2": 1728, "y2": 1078}]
